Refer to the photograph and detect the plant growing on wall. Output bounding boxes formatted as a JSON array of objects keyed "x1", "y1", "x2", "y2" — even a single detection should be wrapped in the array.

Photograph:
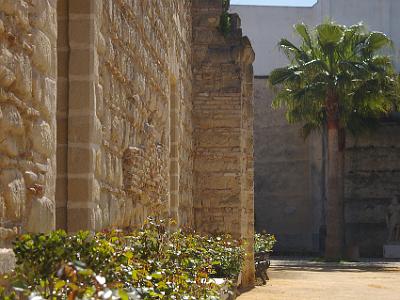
[
  {"x1": 269, "y1": 21, "x2": 399, "y2": 260},
  {"x1": 219, "y1": 0, "x2": 232, "y2": 36}
]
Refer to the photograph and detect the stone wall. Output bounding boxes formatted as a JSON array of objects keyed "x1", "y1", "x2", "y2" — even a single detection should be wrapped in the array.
[
  {"x1": 0, "y1": 0, "x2": 256, "y2": 281},
  {"x1": 345, "y1": 121, "x2": 400, "y2": 256},
  {"x1": 65, "y1": 0, "x2": 193, "y2": 231},
  {"x1": 253, "y1": 79, "x2": 324, "y2": 254},
  {"x1": 192, "y1": 0, "x2": 255, "y2": 287},
  {"x1": 253, "y1": 80, "x2": 400, "y2": 256},
  {"x1": 0, "y1": 0, "x2": 57, "y2": 246}
]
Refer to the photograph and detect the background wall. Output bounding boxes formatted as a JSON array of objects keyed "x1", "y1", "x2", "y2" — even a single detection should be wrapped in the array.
[
  {"x1": 233, "y1": 0, "x2": 400, "y2": 255},
  {"x1": 345, "y1": 122, "x2": 400, "y2": 256},
  {"x1": 232, "y1": 0, "x2": 400, "y2": 76},
  {"x1": 253, "y1": 78, "x2": 323, "y2": 253}
]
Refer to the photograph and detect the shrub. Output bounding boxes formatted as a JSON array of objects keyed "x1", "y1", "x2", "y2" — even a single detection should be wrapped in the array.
[
  {"x1": 1, "y1": 218, "x2": 245, "y2": 299},
  {"x1": 254, "y1": 233, "x2": 276, "y2": 253}
]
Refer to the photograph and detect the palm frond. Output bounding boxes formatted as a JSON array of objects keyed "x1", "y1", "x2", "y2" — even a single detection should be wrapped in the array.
[{"x1": 268, "y1": 20, "x2": 399, "y2": 137}]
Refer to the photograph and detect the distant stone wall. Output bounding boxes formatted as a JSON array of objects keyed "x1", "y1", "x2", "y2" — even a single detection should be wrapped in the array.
[
  {"x1": 66, "y1": 0, "x2": 193, "y2": 231},
  {"x1": 345, "y1": 122, "x2": 400, "y2": 256},
  {"x1": 253, "y1": 80, "x2": 400, "y2": 257},
  {"x1": 253, "y1": 80, "x2": 324, "y2": 254},
  {"x1": 192, "y1": 0, "x2": 255, "y2": 287},
  {"x1": 0, "y1": 0, "x2": 57, "y2": 246}
]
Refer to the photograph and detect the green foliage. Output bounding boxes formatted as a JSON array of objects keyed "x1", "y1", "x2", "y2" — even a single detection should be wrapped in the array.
[
  {"x1": 2, "y1": 218, "x2": 245, "y2": 299},
  {"x1": 269, "y1": 21, "x2": 400, "y2": 137},
  {"x1": 254, "y1": 233, "x2": 276, "y2": 253},
  {"x1": 219, "y1": 0, "x2": 231, "y2": 37}
]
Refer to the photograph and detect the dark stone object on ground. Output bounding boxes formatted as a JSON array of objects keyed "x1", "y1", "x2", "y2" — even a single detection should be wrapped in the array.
[{"x1": 255, "y1": 251, "x2": 271, "y2": 285}]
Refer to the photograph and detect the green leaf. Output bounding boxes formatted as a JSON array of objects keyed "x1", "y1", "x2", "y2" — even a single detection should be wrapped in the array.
[
  {"x1": 54, "y1": 279, "x2": 66, "y2": 290},
  {"x1": 118, "y1": 289, "x2": 129, "y2": 300},
  {"x1": 269, "y1": 67, "x2": 298, "y2": 85},
  {"x1": 365, "y1": 32, "x2": 392, "y2": 51},
  {"x1": 316, "y1": 22, "x2": 343, "y2": 48},
  {"x1": 294, "y1": 23, "x2": 312, "y2": 48}
]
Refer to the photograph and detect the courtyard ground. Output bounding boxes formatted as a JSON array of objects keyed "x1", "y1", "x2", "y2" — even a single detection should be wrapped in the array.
[{"x1": 238, "y1": 258, "x2": 400, "y2": 300}]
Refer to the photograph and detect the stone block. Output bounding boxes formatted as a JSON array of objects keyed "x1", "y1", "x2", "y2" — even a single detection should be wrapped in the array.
[
  {"x1": 109, "y1": 194, "x2": 125, "y2": 228},
  {"x1": 67, "y1": 207, "x2": 95, "y2": 232},
  {"x1": 0, "y1": 169, "x2": 25, "y2": 222},
  {"x1": 68, "y1": 80, "x2": 95, "y2": 111},
  {"x1": 69, "y1": 18, "x2": 92, "y2": 46},
  {"x1": 12, "y1": 54, "x2": 32, "y2": 97},
  {"x1": 0, "y1": 104, "x2": 23, "y2": 135},
  {"x1": 0, "y1": 0, "x2": 18, "y2": 15},
  {"x1": 31, "y1": 0, "x2": 57, "y2": 42},
  {"x1": 0, "y1": 249, "x2": 15, "y2": 275},
  {"x1": 69, "y1": 48, "x2": 92, "y2": 76},
  {"x1": 32, "y1": 75, "x2": 56, "y2": 119},
  {"x1": 32, "y1": 29, "x2": 53, "y2": 73},
  {"x1": 25, "y1": 196, "x2": 55, "y2": 233},
  {"x1": 30, "y1": 120, "x2": 54, "y2": 156},
  {"x1": 68, "y1": 146, "x2": 95, "y2": 174},
  {"x1": 68, "y1": 177, "x2": 93, "y2": 203},
  {"x1": 0, "y1": 65, "x2": 16, "y2": 88},
  {"x1": 68, "y1": 114, "x2": 94, "y2": 144},
  {"x1": 69, "y1": 0, "x2": 92, "y2": 15}
]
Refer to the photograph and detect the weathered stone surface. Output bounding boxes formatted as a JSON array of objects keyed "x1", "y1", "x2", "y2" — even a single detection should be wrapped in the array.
[
  {"x1": 0, "y1": 0, "x2": 256, "y2": 284},
  {"x1": 32, "y1": 29, "x2": 52, "y2": 73},
  {"x1": 25, "y1": 196, "x2": 55, "y2": 233},
  {"x1": 31, "y1": 120, "x2": 53, "y2": 156},
  {"x1": 0, "y1": 169, "x2": 25, "y2": 222},
  {"x1": 0, "y1": 0, "x2": 57, "y2": 250},
  {"x1": 0, "y1": 249, "x2": 16, "y2": 275},
  {"x1": 0, "y1": 104, "x2": 24, "y2": 134},
  {"x1": 192, "y1": 0, "x2": 255, "y2": 287}
]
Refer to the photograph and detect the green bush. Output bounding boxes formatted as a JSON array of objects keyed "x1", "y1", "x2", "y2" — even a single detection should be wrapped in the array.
[
  {"x1": 254, "y1": 233, "x2": 276, "y2": 253},
  {"x1": 1, "y1": 218, "x2": 245, "y2": 299}
]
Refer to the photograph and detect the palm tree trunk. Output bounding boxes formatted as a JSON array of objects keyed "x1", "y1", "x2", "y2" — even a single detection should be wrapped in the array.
[{"x1": 324, "y1": 92, "x2": 345, "y2": 260}]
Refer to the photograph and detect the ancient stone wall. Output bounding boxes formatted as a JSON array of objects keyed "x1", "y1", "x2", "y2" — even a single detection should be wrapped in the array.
[
  {"x1": 65, "y1": 0, "x2": 193, "y2": 231},
  {"x1": 345, "y1": 121, "x2": 400, "y2": 256},
  {"x1": 192, "y1": 0, "x2": 255, "y2": 287},
  {"x1": 0, "y1": 0, "x2": 57, "y2": 246},
  {"x1": 0, "y1": 0, "x2": 256, "y2": 280}
]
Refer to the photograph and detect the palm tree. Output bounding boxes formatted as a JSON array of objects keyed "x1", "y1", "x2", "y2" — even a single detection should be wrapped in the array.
[{"x1": 269, "y1": 21, "x2": 399, "y2": 260}]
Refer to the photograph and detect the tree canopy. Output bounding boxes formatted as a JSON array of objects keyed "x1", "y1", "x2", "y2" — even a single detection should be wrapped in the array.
[{"x1": 269, "y1": 21, "x2": 400, "y2": 137}]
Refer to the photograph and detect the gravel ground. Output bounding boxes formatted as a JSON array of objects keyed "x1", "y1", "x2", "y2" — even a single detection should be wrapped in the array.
[{"x1": 238, "y1": 258, "x2": 400, "y2": 300}]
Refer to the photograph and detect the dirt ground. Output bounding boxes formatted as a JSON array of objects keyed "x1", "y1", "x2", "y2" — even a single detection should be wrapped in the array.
[{"x1": 238, "y1": 259, "x2": 400, "y2": 300}]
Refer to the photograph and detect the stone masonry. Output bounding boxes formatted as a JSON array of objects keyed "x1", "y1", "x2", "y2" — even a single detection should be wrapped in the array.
[
  {"x1": 0, "y1": 0, "x2": 255, "y2": 284},
  {"x1": 62, "y1": 0, "x2": 194, "y2": 232},
  {"x1": 345, "y1": 121, "x2": 400, "y2": 256},
  {"x1": 192, "y1": 0, "x2": 255, "y2": 286},
  {"x1": 0, "y1": 0, "x2": 57, "y2": 246}
]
